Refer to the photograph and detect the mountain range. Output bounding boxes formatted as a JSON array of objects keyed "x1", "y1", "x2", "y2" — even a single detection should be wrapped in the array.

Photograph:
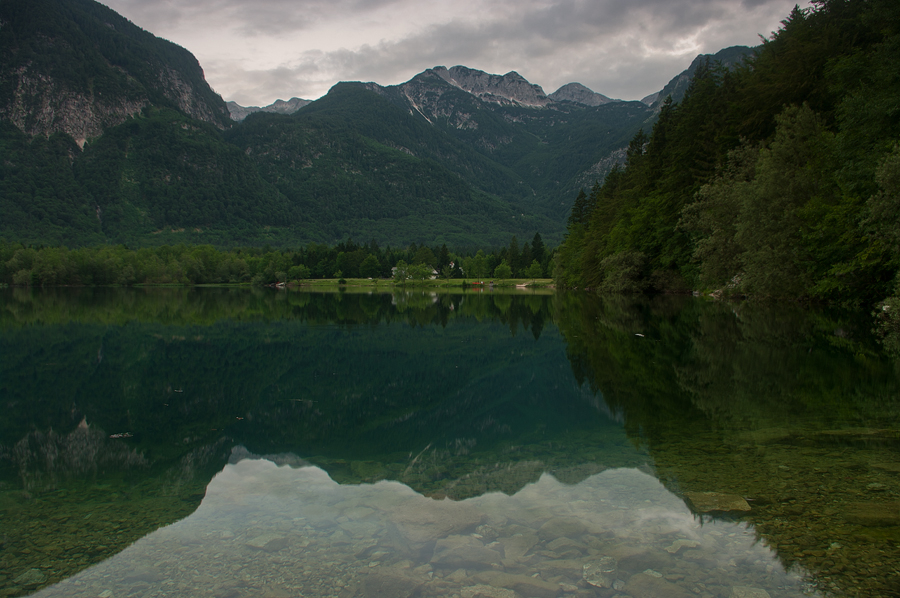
[{"x1": 0, "y1": 0, "x2": 752, "y2": 248}]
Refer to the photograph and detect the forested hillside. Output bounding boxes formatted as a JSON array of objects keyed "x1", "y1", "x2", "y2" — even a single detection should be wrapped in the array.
[
  {"x1": 0, "y1": 0, "x2": 231, "y2": 139},
  {"x1": 0, "y1": 0, "x2": 671, "y2": 249},
  {"x1": 2, "y1": 0, "x2": 792, "y2": 252},
  {"x1": 376, "y1": 68, "x2": 656, "y2": 216},
  {"x1": 225, "y1": 83, "x2": 556, "y2": 247},
  {"x1": 554, "y1": 0, "x2": 900, "y2": 311}
]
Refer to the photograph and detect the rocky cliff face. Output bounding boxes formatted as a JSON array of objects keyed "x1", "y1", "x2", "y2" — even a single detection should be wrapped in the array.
[
  {"x1": 4, "y1": 69, "x2": 147, "y2": 148},
  {"x1": 0, "y1": 0, "x2": 231, "y2": 144},
  {"x1": 392, "y1": 70, "x2": 485, "y2": 130},
  {"x1": 549, "y1": 83, "x2": 615, "y2": 106},
  {"x1": 430, "y1": 66, "x2": 552, "y2": 107},
  {"x1": 155, "y1": 65, "x2": 231, "y2": 126}
]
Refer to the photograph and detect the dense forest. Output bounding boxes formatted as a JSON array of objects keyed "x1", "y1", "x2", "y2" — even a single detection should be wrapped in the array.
[
  {"x1": 0, "y1": 234, "x2": 551, "y2": 286},
  {"x1": 554, "y1": 0, "x2": 900, "y2": 314}
]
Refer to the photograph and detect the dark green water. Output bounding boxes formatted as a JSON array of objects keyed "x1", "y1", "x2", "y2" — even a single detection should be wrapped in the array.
[{"x1": 1, "y1": 288, "x2": 898, "y2": 598}]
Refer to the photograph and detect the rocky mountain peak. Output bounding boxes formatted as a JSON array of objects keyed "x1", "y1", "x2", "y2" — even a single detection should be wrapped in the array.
[
  {"x1": 548, "y1": 83, "x2": 615, "y2": 107},
  {"x1": 429, "y1": 66, "x2": 551, "y2": 107},
  {"x1": 227, "y1": 97, "x2": 312, "y2": 122}
]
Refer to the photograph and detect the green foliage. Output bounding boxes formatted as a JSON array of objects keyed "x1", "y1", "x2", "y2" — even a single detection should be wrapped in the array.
[
  {"x1": 393, "y1": 260, "x2": 410, "y2": 283},
  {"x1": 459, "y1": 250, "x2": 487, "y2": 280},
  {"x1": 224, "y1": 85, "x2": 563, "y2": 247},
  {"x1": 289, "y1": 264, "x2": 312, "y2": 280},
  {"x1": 555, "y1": 0, "x2": 900, "y2": 307},
  {"x1": 412, "y1": 246, "x2": 437, "y2": 268},
  {"x1": 359, "y1": 255, "x2": 382, "y2": 279},
  {"x1": 79, "y1": 109, "x2": 296, "y2": 237},
  {"x1": 597, "y1": 251, "x2": 649, "y2": 294},
  {"x1": 493, "y1": 260, "x2": 512, "y2": 280},
  {"x1": 864, "y1": 145, "x2": 900, "y2": 261},
  {"x1": 735, "y1": 105, "x2": 838, "y2": 296},
  {"x1": 2, "y1": 0, "x2": 578, "y2": 249},
  {"x1": 0, "y1": 124, "x2": 104, "y2": 246},
  {"x1": 0, "y1": 108, "x2": 298, "y2": 247},
  {"x1": 680, "y1": 142, "x2": 758, "y2": 287},
  {"x1": 408, "y1": 263, "x2": 435, "y2": 281},
  {"x1": 525, "y1": 260, "x2": 543, "y2": 280}
]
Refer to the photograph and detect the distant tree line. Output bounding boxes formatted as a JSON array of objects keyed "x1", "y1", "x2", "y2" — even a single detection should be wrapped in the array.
[{"x1": 0, "y1": 233, "x2": 552, "y2": 286}]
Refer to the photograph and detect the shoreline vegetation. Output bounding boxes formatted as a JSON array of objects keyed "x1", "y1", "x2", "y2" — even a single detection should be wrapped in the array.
[
  {"x1": 0, "y1": 279, "x2": 556, "y2": 290},
  {"x1": 291, "y1": 278, "x2": 555, "y2": 290},
  {"x1": 0, "y1": 233, "x2": 553, "y2": 289}
]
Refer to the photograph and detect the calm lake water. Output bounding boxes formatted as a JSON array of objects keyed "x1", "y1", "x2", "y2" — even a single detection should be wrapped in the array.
[{"x1": 1, "y1": 287, "x2": 899, "y2": 598}]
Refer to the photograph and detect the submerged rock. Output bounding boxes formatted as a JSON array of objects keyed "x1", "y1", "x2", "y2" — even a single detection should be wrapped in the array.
[
  {"x1": 582, "y1": 556, "x2": 617, "y2": 588},
  {"x1": 625, "y1": 572, "x2": 693, "y2": 598},
  {"x1": 536, "y1": 558, "x2": 587, "y2": 579},
  {"x1": 472, "y1": 571, "x2": 560, "y2": 598},
  {"x1": 732, "y1": 587, "x2": 772, "y2": 598},
  {"x1": 12, "y1": 568, "x2": 47, "y2": 587},
  {"x1": 363, "y1": 570, "x2": 424, "y2": 598},
  {"x1": 245, "y1": 533, "x2": 288, "y2": 551},
  {"x1": 430, "y1": 535, "x2": 502, "y2": 567},
  {"x1": 537, "y1": 517, "x2": 586, "y2": 540},
  {"x1": 460, "y1": 584, "x2": 518, "y2": 598},
  {"x1": 497, "y1": 532, "x2": 538, "y2": 561},
  {"x1": 844, "y1": 502, "x2": 900, "y2": 527},
  {"x1": 665, "y1": 539, "x2": 700, "y2": 553},
  {"x1": 684, "y1": 492, "x2": 751, "y2": 513},
  {"x1": 390, "y1": 497, "x2": 483, "y2": 544},
  {"x1": 871, "y1": 462, "x2": 900, "y2": 473}
]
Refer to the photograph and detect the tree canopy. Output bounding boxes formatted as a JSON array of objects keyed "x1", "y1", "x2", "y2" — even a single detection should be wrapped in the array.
[{"x1": 554, "y1": 0, "x2": 900, "y2": 308}]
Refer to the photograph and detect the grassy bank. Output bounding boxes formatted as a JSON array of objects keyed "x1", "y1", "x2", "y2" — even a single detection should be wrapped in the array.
[{"x1": 291, "y1": 278, "x2": 555, "y2": 292}]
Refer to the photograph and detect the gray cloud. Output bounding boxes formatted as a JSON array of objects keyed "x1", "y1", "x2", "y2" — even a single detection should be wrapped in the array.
[
  {"x1": 110, "y1": 0, "x2": 404, "y2": 37},
  {"x1": 104, "y1": 0, "x2": 801, "y2": 106}
]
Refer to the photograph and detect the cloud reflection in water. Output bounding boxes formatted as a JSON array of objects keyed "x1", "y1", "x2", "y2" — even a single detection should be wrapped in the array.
[{"x1": 33, "y1": 456, "x2": 817, "y2": 597}]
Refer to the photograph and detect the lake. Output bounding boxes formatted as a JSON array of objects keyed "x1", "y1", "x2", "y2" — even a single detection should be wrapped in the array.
[{"x1": 1, "y1": 287, "x2": 898, "y2": 598}]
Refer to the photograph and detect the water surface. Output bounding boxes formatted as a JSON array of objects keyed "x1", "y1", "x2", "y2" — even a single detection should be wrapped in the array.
[{"x1": 1, "y1": 288, "x2": 898, "y2": 597}]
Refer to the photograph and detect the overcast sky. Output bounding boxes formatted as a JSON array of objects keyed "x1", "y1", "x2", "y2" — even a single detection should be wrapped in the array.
[{"x1": 102, "y1": 0, "x2": 802, "y2": 107}]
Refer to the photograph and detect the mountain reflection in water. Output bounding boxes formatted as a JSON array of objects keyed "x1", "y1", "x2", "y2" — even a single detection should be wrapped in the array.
[
  {"x1": 31, "y1": 455, "x2": 817, "y2": 598},
  {"x1": 1, "y1": 288, "x2": 899, "y2": 597}
]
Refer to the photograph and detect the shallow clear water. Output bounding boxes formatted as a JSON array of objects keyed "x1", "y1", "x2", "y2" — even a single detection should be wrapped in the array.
[
  {"x1": 1, "y1": 288, "x2": 899, "y2": 598},
  {"x1": 29, "y1": 460, "x2": 814, "y2": 598}
]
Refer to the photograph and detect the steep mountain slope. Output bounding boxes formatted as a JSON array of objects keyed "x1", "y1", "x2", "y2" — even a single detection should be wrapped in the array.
[
  {"x1": 0, "y1": 0, "x2": 303, "y2": 247},
  {"x1": 223, "y1": 68, "x2": 654, "y2": 245},
  {"x1": 77, "y1": 108, "x2": 297, "y2": 245},
  {"x1": 649, "y1": 46, "x2": 754, "y2": 110},
  {"x1": 226, "y1": 83, "x2": 554, "y2": 247},
  {"x1": 0, "y1": 107, "x2": 297, "y2": 247},
  {"x1": 378, "y1": 67, "x2": 652, "y2": 215},
  {"x1": 0, "y1": 0, "x2": 231, "y2": 146},
  {"x1": 429, "y1": 66, "x2": 552, "y2": 107},
  {"x1": 0, "y1": 0, "x2": 755, "y2": 250}
]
